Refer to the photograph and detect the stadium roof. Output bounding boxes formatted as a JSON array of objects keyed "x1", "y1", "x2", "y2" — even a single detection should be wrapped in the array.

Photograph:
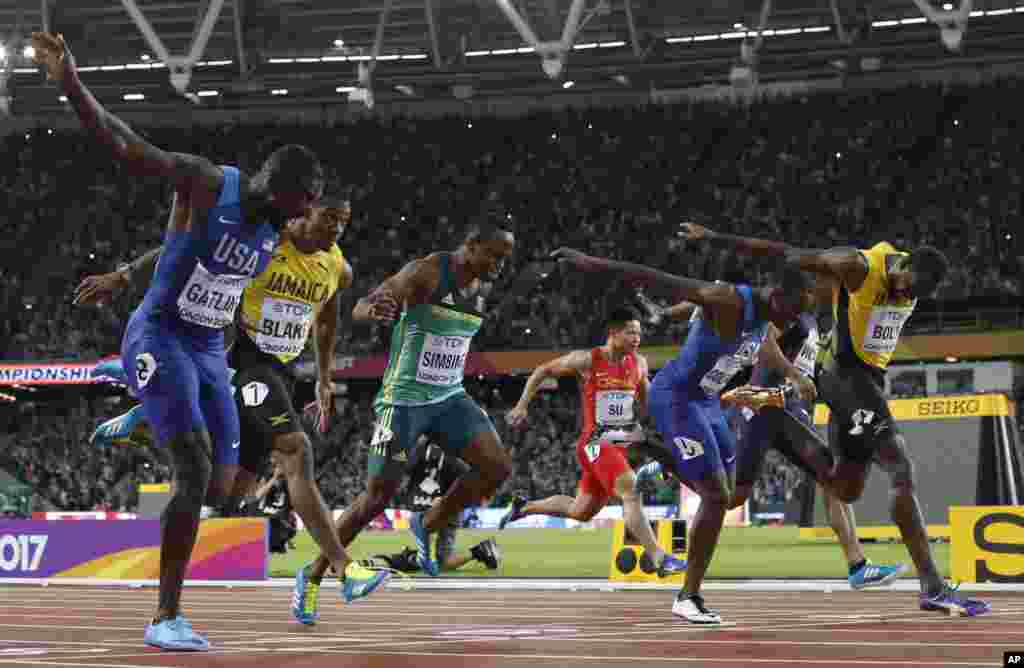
[{"x1": 1, "y1": 0, "x2": 1023, "y2": 112}]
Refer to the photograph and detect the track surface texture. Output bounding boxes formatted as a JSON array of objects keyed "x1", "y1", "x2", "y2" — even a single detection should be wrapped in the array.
[{"x1": 0, "y1": 584, "x2": 1019, "y2": 667}]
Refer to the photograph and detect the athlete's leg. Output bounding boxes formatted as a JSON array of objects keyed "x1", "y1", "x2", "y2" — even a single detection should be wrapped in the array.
[
  {"x1": 124, "y1": 326, "x2": 210, "y2": 627},
  {"x1": 421, "y1": 395, "x2": 512, "y2": 532},
  {"x1": 308, "y1": 403, "x2": 412, "y2": 581},
  {"x1": 197, "y1": 350, "x2": 242, "y2": 512},
  {"x1": 518, "y1": 489, "x2": 608, "y2": 521},
  {"x1": 613, "y1": 468, "x2": 667, "y2": 564},
  {"x1": 273, "y1": 431, "x2": 351, "y2": 570},
  {"x1": 821, "y1": 485, "x2": 865, "y2": 565},
  {"x1": 873, "y1": 430, "x2": 944, "y2": 595}
]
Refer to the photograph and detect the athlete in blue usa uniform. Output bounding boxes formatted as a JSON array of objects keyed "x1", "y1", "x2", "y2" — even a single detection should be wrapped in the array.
[
  {"x1": 552, "y1": 247, "x2": 820, "y2": 624},
  {"x1": 31, "y1": 32, "x2": 324, "y2": 652}
]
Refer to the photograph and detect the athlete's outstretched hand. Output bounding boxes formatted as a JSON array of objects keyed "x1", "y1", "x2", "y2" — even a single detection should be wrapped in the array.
[
  {"x1": 505, "y1": 404, "x2": 529, "y2": 430},
  {"x1": 30, "y1": 32, "x2": 75, "y2": 83},
  {"x1": 550, "y1": 247, "x2": 606, "y2": 272},
  {"x1": 367, "y1": 290, "x2": 399, "y2": 322},
  {"x1": 73, "y1": 271, "x2": 129, "y2": 307},
  {"x1": 679, "y1": 222, "x2": 713, "y2": 242}
]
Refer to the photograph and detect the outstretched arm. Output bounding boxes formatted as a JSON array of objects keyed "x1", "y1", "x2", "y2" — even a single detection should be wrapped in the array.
[
  {"x1": 506, "y1": 350, "x2": 591, "y2": 429},
  {"x1": 680, "y1": 223, "x2": 869, "y2": 293},
  {"x1": 352, "y1": 257, "x2": 435, "y2": 323},
  {"x1": 73, "y1": 245, "x2": 163, "y2": 306},
  {"x1": 32, "y1": 33, "x2": 222, "y2": 197},
  {"x1": 552, "y1": 248, "x2": 742, "y2": 311}
]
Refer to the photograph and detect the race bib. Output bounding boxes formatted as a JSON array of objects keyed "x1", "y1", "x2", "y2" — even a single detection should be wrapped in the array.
[
  {"x1": 862, "y1": 305, "x2": 914, "y2": 355},
  {"x1": 254, "y1": 296, "x2": 314, "y2": 359},
  {"x1": 177, "y1": 262, "x2": 247, "y2": 329},
  {"x1": 698, "y1": 354, "x2": 743, "y2": 395},
  {"x1": 416, "y1": 334, "x2": 471, "y2": 387},
  {"x1": 794, "y1": 328, "x2": 819, "y2": 377},
  {"x1": 584, "y1": 441, "x2": 601, "y2": 462},
  {"x1": 596, "y1": 390, "x2": 635, "y2": 425}
]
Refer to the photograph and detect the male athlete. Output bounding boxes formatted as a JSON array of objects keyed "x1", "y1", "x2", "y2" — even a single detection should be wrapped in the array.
[
  {"x1": 680, "y1": 222, "x2": 989, "y2": 616},
  {"x1": 296, "y1": 224, "x2": 515, "y2": 616},
  {"x1": 498, "y1": 307, "x2": 687, "y2": 576},
  {"x1": 33, "y1": 31, "x2": 327, "y2": 650},
  {"x1": 362, "y1": 440, "x2": 501, "y2": 574},
  {"x1": 636, "y1": 298, "x2": 905, "y2": 589},
  {"x1": 552, "y1": 248, "x2": 819, "y2": 623},
  {"x1": 80, "y1": 205, "x2": 390, "y2": 625}
]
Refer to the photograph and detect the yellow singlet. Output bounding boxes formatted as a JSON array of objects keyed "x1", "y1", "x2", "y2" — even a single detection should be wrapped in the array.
[
  {"x1": 239, "y1": 239, "x2": 346, "y2": 364},
  {"x1": 830, "y1": 241, "x2": 916, "y2": 370}
]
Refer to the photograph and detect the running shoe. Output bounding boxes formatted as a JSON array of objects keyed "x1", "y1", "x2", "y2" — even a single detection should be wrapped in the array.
[
  {"x1": 93, "y1": 358, "x2": 129, "y2": 385},
  {"x1": 498, "y1": 495, "x2": 528, "y2": 530},
  {"x1": 144, "y1": 616, "x2": 210, "y2": 651},
  {"x1": 657, "y1": 553, "x2": 688, "y2": 577},
  {"x1": 920, "y1": 584, "x2": 991, "y2": 617},
  {"x1": 672, "y1": 593, "x2": 722, "y2": 624},
  {"x1": 341, "y1": 561, "x2": 392, "y2": 603},
  {"x1": 408, "y1": 513, "x2": 440, "y2": 576},
  {"x1": 90, "y1": 404, "x2": 149, "y2": 447},
  {"x1": 849, "y1": 561, "x2": 906, "y2": 590},
  {"x1": 291, "y1": 563, "x2": 320, "y2": 625},
  {"x1": 470, "y1": 539, "x2": 502, "y2": 570},
  {"x1": 635, "y1": 461, "x2": 664, "y2": 484}
]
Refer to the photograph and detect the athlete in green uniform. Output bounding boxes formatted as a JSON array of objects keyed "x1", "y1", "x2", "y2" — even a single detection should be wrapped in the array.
[{"x1": 296, "y1": 224, "x2": 515, "y2": 612}]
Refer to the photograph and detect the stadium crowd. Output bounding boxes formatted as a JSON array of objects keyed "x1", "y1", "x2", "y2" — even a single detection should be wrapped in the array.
[{"x1": 2, "y1": 79, "x2": 1023, "y2": 512}]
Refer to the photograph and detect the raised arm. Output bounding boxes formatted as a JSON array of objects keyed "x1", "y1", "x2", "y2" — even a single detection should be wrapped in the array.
[
  {"x1": 31, "y1": 33, "x2": 222, "y2": 199},
  {"x1": 506, "y1": 350, "x2": 591, "y2": 429},
  {"x1": 552, "y1": 248, "x2": 742, "y2": 311},
  {"x1": 680, "y1": 223, "x2": 869, "y2": 294}
]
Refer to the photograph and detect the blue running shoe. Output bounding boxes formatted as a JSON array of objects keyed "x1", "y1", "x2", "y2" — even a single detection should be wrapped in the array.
[
  {"x1": 408, "y1": 513, "x2": 439, "y2": 576},
  {"x1": 920, "y1": 584, "x2": 991, "y2": 617},
  {"x1": 93, "y1": 358, "x2": 129, "y2": 385},
  {"x1": 635, "y1": 461, "x2": 664, "y2": 485},
  {"x1": 342, "y1": 561, "x2": 391, "y2": 602},
  {"x1": 144, "y1": 616, "x2": 210, "y2": 651},
  {"x1": 657, "y1": 553, "x2": 688, "y2": 577},
  {"x1": 291, "y1": 564, "x2": 321, "y2": 625},
  {"x1": 849, "y1": 561, "x2": 906, "y2": 590},
  {"x1": 498, "y1": 495, "x2": 527, "y2": 530},
  {"x1": 90, "y1": 404, "x2": 149, "y2": 447}
]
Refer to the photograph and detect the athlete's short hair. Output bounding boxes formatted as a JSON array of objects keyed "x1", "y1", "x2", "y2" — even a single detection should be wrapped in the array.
[
  {"x1": 607, "y1": 306, "x2": 641, "y2": 332},
  {"x1": 908, "y1": 246, "x2": 949, "y2": 298},
  {"x1": 258, "y1": 144, "x2": 324, "y2": 197}
]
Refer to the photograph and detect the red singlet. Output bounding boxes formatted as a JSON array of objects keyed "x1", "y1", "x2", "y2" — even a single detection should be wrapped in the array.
[{"x1": 575, "y1": 347, "x2": 642, "y2": 504}]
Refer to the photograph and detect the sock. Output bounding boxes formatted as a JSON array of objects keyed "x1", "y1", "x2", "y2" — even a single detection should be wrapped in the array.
[{"x1": 849, "y1": 559, "x2": 867, "y2": 576}]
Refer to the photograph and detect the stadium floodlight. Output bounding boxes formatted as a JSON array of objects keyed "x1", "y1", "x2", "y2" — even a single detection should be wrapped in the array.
[
  {"x1": 23, "y1": 45, "x2": 34, "y2": 59},
  {"x1": 0, "y1": 44, "x2": 6, "y2": 62}
]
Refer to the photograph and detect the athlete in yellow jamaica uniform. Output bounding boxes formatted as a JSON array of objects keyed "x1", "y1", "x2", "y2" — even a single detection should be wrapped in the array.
[
  {"x1": 78, "y1": 203, "x2": 390, "y2": 618},
  {"x1": 677, "y1": 222, "x2": 988, "y2": 617}
]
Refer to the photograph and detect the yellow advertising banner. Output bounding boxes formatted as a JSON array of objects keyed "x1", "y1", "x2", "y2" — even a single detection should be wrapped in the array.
[
  {"x1": 812, "y1": 393, "x2": 1012, "y2": 425},
  {"x1": 950, "y1": 505, "x2": 1024, "y2": 584}
]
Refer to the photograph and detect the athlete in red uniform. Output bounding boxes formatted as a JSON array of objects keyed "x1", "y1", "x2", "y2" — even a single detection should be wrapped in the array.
[{"x1": 501, "y1": 307, "x2": 687, "y2": 576}]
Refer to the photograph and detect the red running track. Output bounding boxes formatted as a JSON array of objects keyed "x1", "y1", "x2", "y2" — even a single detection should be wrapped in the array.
[{"x1": 0, "y1": 585, "x2": 1019, "y2": 667}]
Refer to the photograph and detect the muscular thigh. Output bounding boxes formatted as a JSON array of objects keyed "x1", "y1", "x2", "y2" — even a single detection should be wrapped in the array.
[
  {"x1": 123, "y1": 325, "x2": 204, "y2": 446},
  {"x1": 819, "y1": 360, "x2": 894, "y2": 465},
  {"x1": 233, "y1": 362, "x2": 299, "y2": 471},
  {"x1": 654, "y1": 398, "x2": 725, "y2": 485}
]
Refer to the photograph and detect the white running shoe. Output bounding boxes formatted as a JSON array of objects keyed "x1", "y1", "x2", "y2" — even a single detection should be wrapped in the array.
[{"x1": 672, "y1": 593, "x2": 722, "y2": 624}]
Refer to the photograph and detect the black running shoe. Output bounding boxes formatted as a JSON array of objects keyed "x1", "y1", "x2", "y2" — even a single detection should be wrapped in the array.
[{"x1": 470, "y1": 539, "x2": 502, "y2": 570}]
